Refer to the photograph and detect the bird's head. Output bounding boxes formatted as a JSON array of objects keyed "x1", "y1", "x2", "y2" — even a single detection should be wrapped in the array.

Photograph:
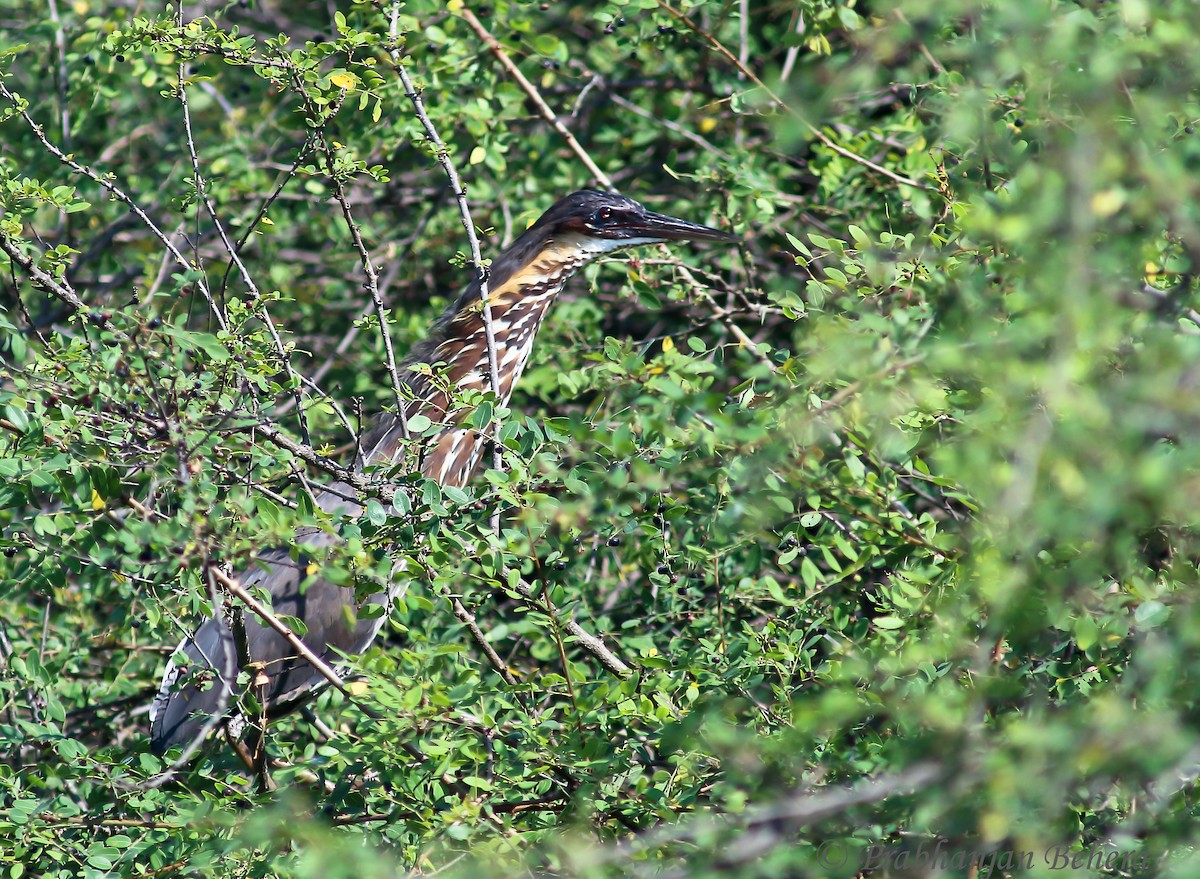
[{"x1": 526, "y1": 189, "x2": 739, "y2": 255}]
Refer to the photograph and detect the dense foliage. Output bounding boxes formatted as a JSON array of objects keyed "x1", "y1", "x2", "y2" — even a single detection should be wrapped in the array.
[{"x1": 4, "y1": 0, "x2": 1200, "y2": 875}]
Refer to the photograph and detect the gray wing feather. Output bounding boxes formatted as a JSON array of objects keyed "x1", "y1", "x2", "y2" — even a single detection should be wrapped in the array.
[{"x1": 150, "y1": 484, "x2": 397, "y2": 755}]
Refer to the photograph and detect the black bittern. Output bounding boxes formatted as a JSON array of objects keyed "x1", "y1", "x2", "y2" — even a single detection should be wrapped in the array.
[{"x1": 150, "y1": 190, "x2": 737, "y2": 754}]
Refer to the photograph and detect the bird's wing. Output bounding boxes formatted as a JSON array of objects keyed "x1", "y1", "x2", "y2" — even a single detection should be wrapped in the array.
[{"x1": 149, "y1": 523, "x2": 394, "y2": 755}]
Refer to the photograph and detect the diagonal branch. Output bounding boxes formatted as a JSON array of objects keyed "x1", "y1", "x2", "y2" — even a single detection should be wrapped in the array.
[
  {"x1": 0, "y1": 234, "x2": 89, "y2": 316},
  {"x1": 175, "y1": 35, "x2": 310, "y2": 443},
  {"x1": 610, "y1": 761, "x2": 944, "y2": 871},
  {"x1": 509, "y1": 577, "x2": 631, "y2": 677},
  {"x1": 458, "y1": 5, "x2": 615, "y2": 191}
]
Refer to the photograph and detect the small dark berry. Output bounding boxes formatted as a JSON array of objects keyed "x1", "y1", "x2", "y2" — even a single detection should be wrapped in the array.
[
  {"x1": 116, "y1": 54, "x2": 126, "y2": 62},
  {"x1": 130, "y1": 619, "x2": 142, "y2": 629},
  {"x1": 3, "y1": 547, "x2": 18, "y2": 557},
  {"x1": 147, "y1": 317, "x2": 162, "y2": 330},
  {"x1": 607, "y1": 535, "x2": 621, "y2": 547},
  {"x1": 783, "y1": 535, "x2": 798, "y2": 549},
  {"x1": 554, "y1": 560, "x2": 567, "y2": 571},
  {"x1": 656, "y1": 564, "x2": 670, "y2": 574},
  {"x1": 139, "y1": 547, "x2": 154, "y2": 563},
  {"x1": 669, "y1": 574, "x2": 679, "y2": 584}
]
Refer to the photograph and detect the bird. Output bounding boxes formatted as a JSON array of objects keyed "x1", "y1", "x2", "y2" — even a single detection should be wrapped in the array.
[{"x1": 149, "y1": 189, "x2": 738, "y2": 755}]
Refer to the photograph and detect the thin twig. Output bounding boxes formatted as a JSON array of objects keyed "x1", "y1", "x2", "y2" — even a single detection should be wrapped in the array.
[
  {"x1": 609, "y1": 93, "x2": 730, "y2": 159},
  {"x1": 509, "y1": 577, "x2": 631, "y2": 677},
  {"x1": 239, "y1": 420, "x2": 403, "y2": 507},
  {"x1": 779, "y1": 8, "x2": 806, "y2": 84},
  {"x1": 312, "y1": 126, "x2": 411, "y2": 432},
  {"x1": 217, "y1": 139, "x2": 316, "y2": 303},
  {"x1": 458, "y1": 5, "x2": 615, "y2": 191},
  {"x1": 679, "y1": 268, "x2": 775, "y2": 371},
  {"x1": 0, "y1": 80, "x2": 230, "y2": 328},
  {"x1": 45, "y1": 0, "x2": 71, "y2": 153},
  {"x1": 389, "y1": 4, "x2": 503, "y2": 476},
  {"x1": 442, "y1": 586, "x2": 518, "y2": 686},
  {"x1": 1135, "y1": 282, "x2": 1200, "y2": 335},
  {"x1": 654, "y1": 1, "x2": 933, "y2": 192},
  {"x1": 175, "y1": 26, "x2": 310, "y2": 442},
  {"x1": 279, "y1": 198, "x2": 440, "y2": 408}
]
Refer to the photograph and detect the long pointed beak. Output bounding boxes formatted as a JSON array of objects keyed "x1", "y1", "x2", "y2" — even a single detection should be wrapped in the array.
[{"x1": 631, "y1": 210, "x2": 740, "y2": 244}]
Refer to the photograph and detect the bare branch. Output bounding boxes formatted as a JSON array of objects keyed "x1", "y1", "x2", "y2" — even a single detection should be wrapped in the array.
[
  {"x1": 509, "y1": 577, "x2": 632, "y2": 677},
  {"x1": 610, "y1": 762, "x2": 944, "y2": 870}
]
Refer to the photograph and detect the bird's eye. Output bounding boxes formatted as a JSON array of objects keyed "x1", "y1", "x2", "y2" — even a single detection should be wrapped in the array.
[{"x1": 596, "y1": 207, "x2": 614, "y2": 222}]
